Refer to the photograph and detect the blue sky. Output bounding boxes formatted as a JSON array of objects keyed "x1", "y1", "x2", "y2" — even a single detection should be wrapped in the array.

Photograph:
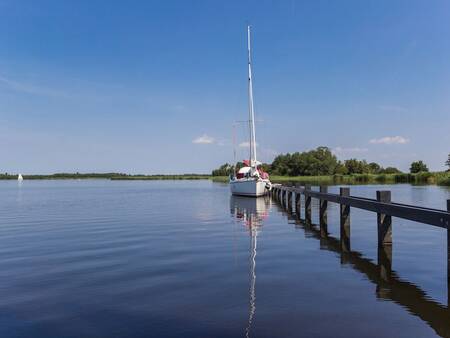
[{"x1": 1, "y1": 0, "x2": 449, "y2": 174}]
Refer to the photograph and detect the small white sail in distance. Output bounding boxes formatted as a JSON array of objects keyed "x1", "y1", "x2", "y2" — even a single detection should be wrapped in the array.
[{"x1": 18, "y1": 173, "x2": 23, "y2": 181}]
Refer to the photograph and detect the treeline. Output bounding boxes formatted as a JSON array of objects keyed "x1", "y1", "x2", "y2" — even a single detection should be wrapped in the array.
[
  {"x1": 212, "y1": 147, "x2": 404, "y2": 177},
  {"x1": 270, "y1": 147, "x2": 402, "y2": 176},
  {"x1": 212, "y1": 147, "x2": 450, "y2": 185}
]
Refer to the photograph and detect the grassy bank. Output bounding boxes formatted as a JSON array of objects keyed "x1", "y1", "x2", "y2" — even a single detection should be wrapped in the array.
[{"x1": 213, "y1": 172, "x2": 450, "y2": 186}]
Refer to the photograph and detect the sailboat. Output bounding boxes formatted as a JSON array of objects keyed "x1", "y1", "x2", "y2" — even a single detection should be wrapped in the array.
[
  {"x1": 17, "y1": 173, "x2": 23, "y2": 181},
  {"x1": 230, "y1": 26, "x2": 272, "y2": 197}
]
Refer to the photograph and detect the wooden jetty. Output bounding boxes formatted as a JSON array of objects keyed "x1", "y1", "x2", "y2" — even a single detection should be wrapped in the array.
[
  {"x1": 271, "y1": 184, "x2": 450, "y2": 296},
  {"x1": 273, "y1": 200, "x2": 450, "y2": 338}
]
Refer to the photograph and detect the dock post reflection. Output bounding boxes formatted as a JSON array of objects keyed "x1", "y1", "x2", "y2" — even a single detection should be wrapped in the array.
[
  {"x1": 377, "y1": 191, "x2": 393, "y2": 282},
  {"x1": 319, "y1": 186, "x2": 328, "y2": 238},
  {"x1": 287, "y1": 190, "x2": 293, "y2": 212},
  {"x1": 340, "y1": 187, "x2": 351, "y2": 253},
  {"x1": 305, "y1": 185, "x2": 312, "y2": 225}
]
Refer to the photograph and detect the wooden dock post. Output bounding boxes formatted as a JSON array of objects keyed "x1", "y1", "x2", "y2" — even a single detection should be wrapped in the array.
[
  {"x1": 295, "y1": 193, "x2": 301, "y2": 219},
  {"x1": 447, "y1": 199, "x2": 450, "y2": 306},
  {"x1": 340, "y1": 187, "x2": 351, "y2": 253},
  {"x1": 282, "y1": 189, "x2": 287, "y2": 209},
  {"x1": 377, "y1": 191, "x2": 392, "y2": 282},
  {"x1": 319, "y1": 186, "x2": 328, "y2": 237},
  {"x1": 305, "y1": 185, "x2": 312, "y2": 224},
  {"x1": 377, "y1": 191, "x2": 392, "y2": 246}
]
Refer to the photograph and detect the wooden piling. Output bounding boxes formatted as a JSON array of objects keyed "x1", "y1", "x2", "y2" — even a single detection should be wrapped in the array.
[
  {"x1": 319, "y1": 186, "x2": 328, "y2": 237},
  {"x1": 377, "y1": 191, "x2": 393, "y2": 282},
  {"x1": 305, "y1": 185, "x2": 312, "y2": 224},
  {"x1": 295, "y1": 193, "x2": 301, "y2": 219},
  {"x1": 377, "y1": 191, "x2": 392, "y2": 246},
  {"x1": 340, "y1": 187, "x2": 350, "y2": 252},
  {"x1": 447, "y1": 200, "x2": 450, "y2": 306}
]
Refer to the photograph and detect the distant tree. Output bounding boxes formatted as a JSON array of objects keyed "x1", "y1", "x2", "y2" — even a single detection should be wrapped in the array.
[
  {"x1": 368, "y1": 162, "x2": 382, "y2": 174},
  {"x1": 410, "y1": 161, "x2": 429, "y2": 174},
  {"x1": 270, "y1": 147, "x2": 338, "y2": 176},
  {"x1": 381, "y1": 167, "x2": 402, "y2": 174},
  {"x1": 334, "y1": 161, "x2": 348, "y2": 175},
  {"x1": 212, "y1": 163, "x2": 233, "y2": 176},
  {"x1": 344, "y1": 159, "x2": 370, "y2": 174},
  {"x1": 271, "y1": 153, "x2": 291, "y2": 176},
  {"x1": 446, "y1": 154, "x2": 450, "y2": 171},
  {"x1": 212, "y1": 162, "x2": 249, "y2": 176}
]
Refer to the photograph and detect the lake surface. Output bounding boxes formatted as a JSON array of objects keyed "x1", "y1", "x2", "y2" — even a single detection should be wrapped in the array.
[{"x1": 0, "y1": 180, "x2": 449, "y2": 338}]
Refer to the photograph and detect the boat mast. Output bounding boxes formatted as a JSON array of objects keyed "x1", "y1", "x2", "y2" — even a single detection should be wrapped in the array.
[{"x1": 247, "y1": 25, "x2": 257, "y2": 168}]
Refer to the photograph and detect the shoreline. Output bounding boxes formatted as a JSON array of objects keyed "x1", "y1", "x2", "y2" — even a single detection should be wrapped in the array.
[{"x1": 1, "y1": 172, "x2": 449, "y2": 186}]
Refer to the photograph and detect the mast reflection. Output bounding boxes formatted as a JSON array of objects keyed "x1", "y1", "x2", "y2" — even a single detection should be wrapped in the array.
[{"x1": 230, "y1": 196, "x2": 270, "y2": 338}]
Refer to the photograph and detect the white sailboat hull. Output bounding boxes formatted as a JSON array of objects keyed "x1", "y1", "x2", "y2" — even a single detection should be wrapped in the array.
[{"x1": 230, "y1": 178, "x2": 271, "y2": 197}]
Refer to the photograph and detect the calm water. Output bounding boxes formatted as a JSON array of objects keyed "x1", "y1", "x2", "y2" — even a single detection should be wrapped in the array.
[{"x1": 0, "y1": 180, "x2": 450, "y2": 338}]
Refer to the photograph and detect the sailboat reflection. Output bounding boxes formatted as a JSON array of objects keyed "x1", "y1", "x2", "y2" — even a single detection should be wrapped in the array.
[{"x1": 230, "y1": 196, "x2": 270, "y2": 338}]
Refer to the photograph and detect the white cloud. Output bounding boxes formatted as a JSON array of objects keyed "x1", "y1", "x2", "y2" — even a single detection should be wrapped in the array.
[
  {"x1": 333, "y1": 147, "x2": 368, "y2": 154},
  {"x1": 369, "y1": 136, "x2": 409, "y2": 145},
  {"x1": 192, "y1": 134, "x2": 215, "y2": 144},
  {"x1": 239, "y1": 141, "x2": 258, "y2": 148}
]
